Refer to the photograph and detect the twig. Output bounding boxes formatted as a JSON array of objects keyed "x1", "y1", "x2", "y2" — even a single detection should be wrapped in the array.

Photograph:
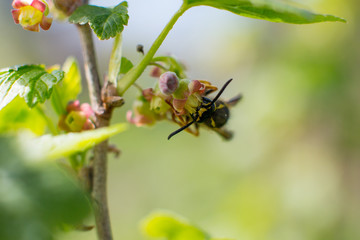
[{"x1": 76, "y1": 22, "x2": 113, "y2": 240}]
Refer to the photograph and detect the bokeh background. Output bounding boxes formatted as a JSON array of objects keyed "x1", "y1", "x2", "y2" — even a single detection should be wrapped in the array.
[{"x1": 0, "y1": 0, "x2": 359, "y2": 239}]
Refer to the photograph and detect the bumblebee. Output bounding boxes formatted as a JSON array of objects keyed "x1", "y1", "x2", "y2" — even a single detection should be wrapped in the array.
[{"x1": 168, "y1": 79, "x2": 241, "y2": 140}]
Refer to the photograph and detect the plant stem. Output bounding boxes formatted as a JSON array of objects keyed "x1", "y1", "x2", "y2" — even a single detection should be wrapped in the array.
[
  {"x1": 76, "y1": 23, "x2": 113, "y2": 240},
  {"x1": 117, "y1": 3, "x2": 188, "y2": 95},
  {"x1": 77, "y1": 24, "x2": 102, "y2": 110}
]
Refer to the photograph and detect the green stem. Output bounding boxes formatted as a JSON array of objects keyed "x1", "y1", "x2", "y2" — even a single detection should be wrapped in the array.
[
  {"x1": 117, "y1": 3, "x2": 188, "y2": 95},
  {"x1": 35, "y1": 106, "x2": 58, "y2": 135}
]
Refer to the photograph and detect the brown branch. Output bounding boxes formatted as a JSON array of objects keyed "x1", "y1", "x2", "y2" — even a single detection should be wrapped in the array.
[
  {"x1": 76, "y1": 24, "x2": 102, "y2": 110},
  {"x1": 76, "y1": 23, "x2": 113, "y2": 240}
]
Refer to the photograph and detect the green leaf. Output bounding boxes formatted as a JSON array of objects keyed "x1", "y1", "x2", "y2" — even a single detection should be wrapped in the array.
[
  {"x1": 51, "y1": 57, "x2": 82, "y2": 115},
  {"x1": 141, "y1": 211, "x2": 235, "y2": 240},
  {"x1": 141, "y1": 211, "x2": 210, "y2": 240},
  {"x1": 183, "y1": 0, "x2": 346, "y2": 24},
  {"x1": 19, "y1": 123, "x2": 128, "y2": 160},
  {"x1": 120, "y1": 57, "x2": 134, "y2": 75},
  {"x1": 69, "y1": 2, "x2": 129, "y2": 40},
  {"x1": 0, "y1": 97, "x2": 47, "y2": 135},
  {"x1": 0, "y1": 65, "x2": 64, "y2": 111},
  {"x1": 0, "y1": 137, "x2": 91, "y2": 240}
]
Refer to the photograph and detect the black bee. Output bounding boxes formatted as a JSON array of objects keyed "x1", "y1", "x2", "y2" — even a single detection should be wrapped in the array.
[{"x1": 168, "y1": 79, "x2": 241, "y2": 140}]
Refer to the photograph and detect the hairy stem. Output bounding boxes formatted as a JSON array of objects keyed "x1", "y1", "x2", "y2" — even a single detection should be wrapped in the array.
[
  {"x1": 77, "y1": 23, "x2": 113, "y2": 240},
  {"x1": 117, "y1": 4, "x2": 188, "y2": 95}
]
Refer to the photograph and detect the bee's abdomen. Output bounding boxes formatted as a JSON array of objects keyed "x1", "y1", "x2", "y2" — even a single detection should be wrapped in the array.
[{"x1": 204, "y1": 100, "x2": 229, "y2": 128}]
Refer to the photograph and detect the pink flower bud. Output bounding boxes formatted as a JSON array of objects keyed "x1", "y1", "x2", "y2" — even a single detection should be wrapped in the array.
[
  {"x1": 82, "y1": 119, "x2": 95, "y2": 130},
  {"x1": 142, "y1": 88, "x2": 154, "y2": 102},
  {"x1": 66, "y1": 100, "x2": 81, "y2": 112},
  {"x1": 59, "y1": 100, "x2": 95, "y2": 132},
  {"x1": 172, "y1": 98, "x2": 187, "y2": 114},
  {"x1": 79, "y1": 103, "x2": 94, "y2": 118},
  {"x1": 188, "y1": 80, "x2": 205, "y2": 94},
  {"x1": 159, "y1": 72, "x2": 179, "y2": 95},
  {"x1": 126, "y1": 110, "x2": 154, "y2": 127},
  {"x1": 150, "y1": 66, "x2": 162, "y2": 78}
]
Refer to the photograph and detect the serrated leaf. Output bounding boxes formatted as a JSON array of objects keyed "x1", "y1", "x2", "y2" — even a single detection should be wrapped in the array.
[
  {"x1": 0, "y1": 65, "x2": 64, "y2": 111},
  {"x1": 51, "y1": 57, "x2": 82, "y2": 115},
  {"x1": 184, "y1": 0, "x2": 346, "y2": 24},
  {"x1": 69, "y1": 2, "x2": 129, "y2": 40},
  {"x1": 19, "y1": 123, "x2": 128, "y2": 160},
  {"x1": 0, "y1": 97, "x2": 46, "y2": 135}
]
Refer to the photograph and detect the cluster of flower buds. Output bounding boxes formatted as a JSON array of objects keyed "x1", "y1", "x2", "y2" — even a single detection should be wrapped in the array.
[
  {"x1": 11, "y1": 0, "x2": 52, "y2": 32},
  {"x1": 127, "y1": 71, "x2": 218, "y2": 127},
  {"x1": 58, "y1": 100, "x2": 95, "y2": 132}
]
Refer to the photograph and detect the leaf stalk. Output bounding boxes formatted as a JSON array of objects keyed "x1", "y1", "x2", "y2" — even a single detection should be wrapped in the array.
[{"x1": 117, "y1": 3, "x2": 188, "y2": 95}]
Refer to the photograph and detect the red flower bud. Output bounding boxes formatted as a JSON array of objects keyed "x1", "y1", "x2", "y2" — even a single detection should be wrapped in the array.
[
  {"x1": 59, "y1": 100, "x2": 95, "y2": 132},
  {"x1": 150, "y1": 66, "x2": 162, "y2": 78}
]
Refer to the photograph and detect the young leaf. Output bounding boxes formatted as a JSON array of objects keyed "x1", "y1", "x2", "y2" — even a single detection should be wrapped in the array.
[
  {"x1": 120, "y1": 57, "x2": 134, "y2": 75},
  {"x1": 141, "y1": 211, "x2": 208, "y2": 240},
  {"x1": 0, "y1": 137, "x2": 91, "y2": 240},
  {"x1": 19, "y1": 123, "x2": 128, "y2": 160},
  {"x1": 0, "y1": 97, "x2": 47, "y2": 135},
  {"x1": 0, "y1": 65, "x2": 64, "y2": 111},
  {"x1": 51, "y1": 57, "x2": 82, "y2": 115},
  {"x1": 183, "y1": 0, "x2": 346, "y2": 24},
  {"x1": 69, "y1": 2, "x2": 129, "y2": 40}
]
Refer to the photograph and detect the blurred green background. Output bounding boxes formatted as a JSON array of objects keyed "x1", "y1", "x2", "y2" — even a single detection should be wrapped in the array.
[{"x1": 1, "y1": 0, "x2": 359, "y2": 239}]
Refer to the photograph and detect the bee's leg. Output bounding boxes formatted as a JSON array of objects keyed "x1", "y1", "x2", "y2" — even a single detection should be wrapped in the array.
[
  {"x1": 213, "y1": 128, "x2": 233, "y2": 140},
  {"x1": 226, "y1": 94, "x2": 242, "y2": 107}
]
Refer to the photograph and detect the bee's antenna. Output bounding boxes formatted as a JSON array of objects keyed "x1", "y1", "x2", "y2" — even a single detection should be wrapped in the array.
[
  {"x1": 168, "y1": 120, "x2": 195, "y2": 140},
  {"x1": 210, "y1": 78, "x2": 233, "y2": 105}
]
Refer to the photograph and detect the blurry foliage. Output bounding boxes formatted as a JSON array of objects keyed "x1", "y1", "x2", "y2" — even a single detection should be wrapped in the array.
[
  {"x1": 0, "y1": 137, "x2": 91, "y2": 240},
  {"x1": 142, "y1": 211, "x2": 232, "y2": 240},
  {"x1": 0, "y1": 0, "x2": 359, "y2": 240},
  {"x1": 0, "y1": 97, "x2": 46, "y2": 135}
]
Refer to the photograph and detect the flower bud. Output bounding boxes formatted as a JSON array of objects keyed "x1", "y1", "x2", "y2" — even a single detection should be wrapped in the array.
[
  {"x1": 188, "y1": 80, "x2": 205, "y2": 94},
  {"x1": 127, "y1": 97, "x2": 157, "y2": 127},
  {"x1": 150, "y1": 95, "x2": 170, "y2": 114},
  {"x1": 150, "y1": 66, "x2": 162, "y2": 78},
  {"x1": 59, "y1": 100, "x2": 95, "y2": 132},
  {"x1": 51, "y1": 0, "x2": 82, "y2": 16},
  {"x1": 65, "y1": 111, "x2": 87, "y2": 132},
  {"x1": 159, "y1": 72, "x2": 179, "y2": 95},
  {"x1": 142, "y1": 88, "x2": 154, "y2": 102},
  {"x1": 66, "y1": 100, "x2": 81, "y2": 112},
  {"x1": 173, "y1": 98, "x2": 187, "y2": 114}
]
